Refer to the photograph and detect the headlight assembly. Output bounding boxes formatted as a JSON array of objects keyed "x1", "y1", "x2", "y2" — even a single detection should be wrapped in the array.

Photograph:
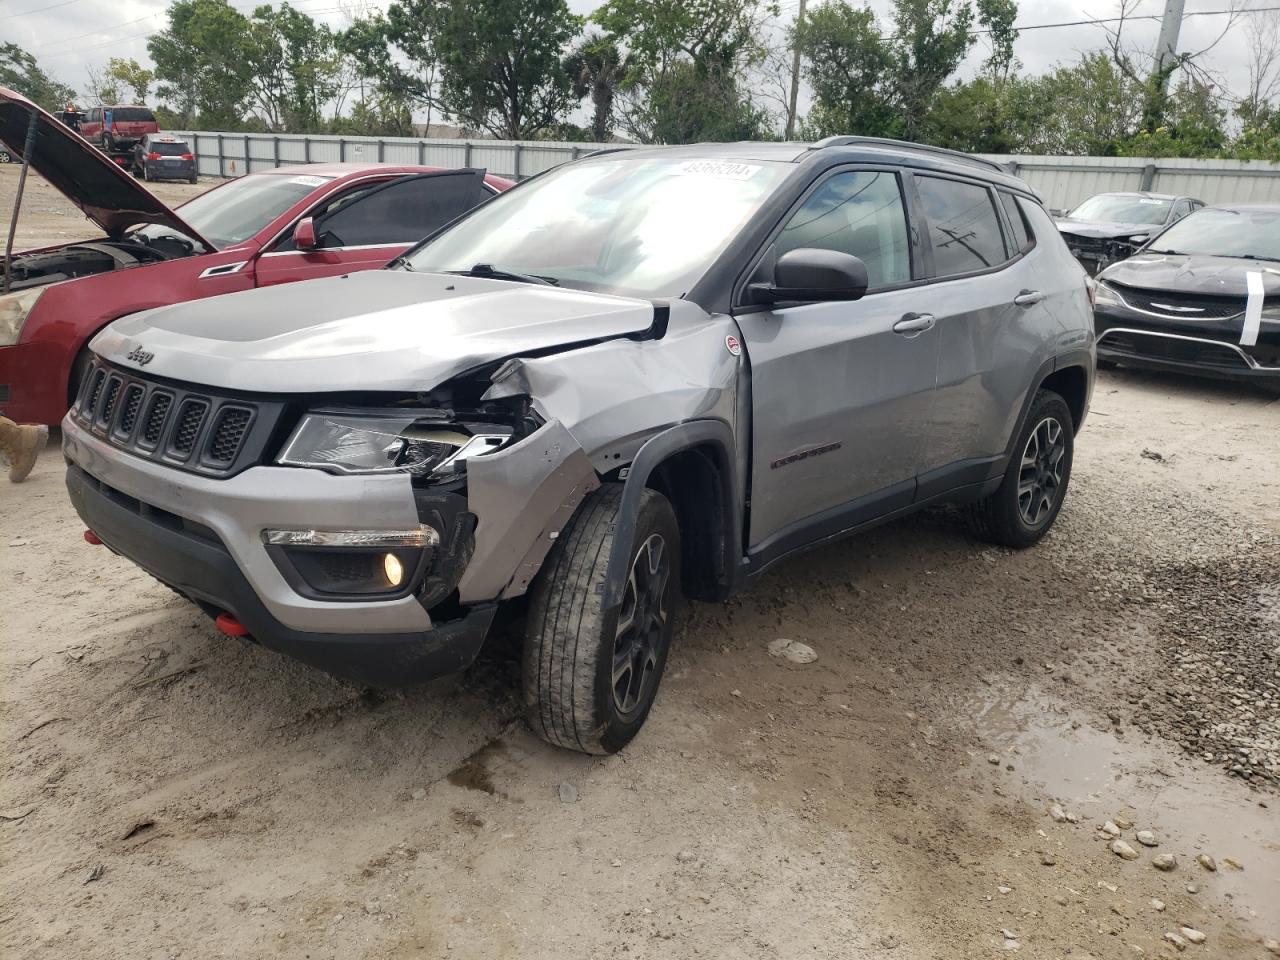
[
  {"x1": 277, "y1": 411, "x2": 510, "y2": 478},
  {"x1": 0, "y1": 287, "x2": 44, "y2": 346},
  {"x1": 1093, "y1": 280, "x2": 1125, "y2": 308}
]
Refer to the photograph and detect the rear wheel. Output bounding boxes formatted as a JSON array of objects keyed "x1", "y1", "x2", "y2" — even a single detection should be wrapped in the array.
[
  {"x1": 969, "y1": 389, "x2": 1074, "y2": 548},
  {"x1": 523, "y1": 484, "x2": 681, "y2": 755}
]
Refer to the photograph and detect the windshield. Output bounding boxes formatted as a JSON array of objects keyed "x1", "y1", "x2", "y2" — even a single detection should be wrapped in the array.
[
  {"x1": 1145, "y1": 206, "x2": 1280, "y2": 260},
  {"x1": 404, "y1": 155, "x2": 789, "y2": 298},
  {"x1": 132, "y1": 171, "x2": 332, "y2": 248},
  {"x1": 1068, "y1": 194, "x2": 1173, "y2": 225}
]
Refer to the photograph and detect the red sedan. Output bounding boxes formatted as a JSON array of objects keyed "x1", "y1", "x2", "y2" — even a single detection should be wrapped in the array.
[{"x1": 0, "y1": 87, "x2": 512, "y2": 426}]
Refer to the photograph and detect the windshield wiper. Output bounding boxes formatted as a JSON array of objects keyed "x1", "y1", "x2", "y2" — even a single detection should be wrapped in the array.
[
  {"x1": 1143, "y1": 248, "x2": 1183, "y2": 255},
  {"x1": 449, "y1": 262, "x2": 560, "y2": 286},
  {"x1": 1237, "y1": 253, "x2": 1280, "y2": 263}
]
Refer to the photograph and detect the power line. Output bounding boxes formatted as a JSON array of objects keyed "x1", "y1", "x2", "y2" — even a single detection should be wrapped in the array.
[
  {"x1": 8, "y1": 0, "x2": 84, "y2": 16},
  {"x1": 975, "y1": 5, "x2": 1280, "y2": 34}
]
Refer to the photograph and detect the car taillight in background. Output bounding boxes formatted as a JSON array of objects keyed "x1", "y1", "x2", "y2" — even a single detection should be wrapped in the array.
[
  {"x1": 180, "y1": 153, "x2": 193, "y2": 160},
  {"x1": 147, "y1": 152, "x2": 162, "y2": 161}
]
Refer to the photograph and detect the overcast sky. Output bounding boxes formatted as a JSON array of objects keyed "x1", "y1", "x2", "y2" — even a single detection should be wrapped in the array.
[{"x1": 4, "y1": 0, "x2": 1271, "y2": 121}]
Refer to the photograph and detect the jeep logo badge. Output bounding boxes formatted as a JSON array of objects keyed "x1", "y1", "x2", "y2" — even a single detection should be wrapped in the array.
[{"x1": 126, "y1": 346, "x2": 155, "y2": 366}]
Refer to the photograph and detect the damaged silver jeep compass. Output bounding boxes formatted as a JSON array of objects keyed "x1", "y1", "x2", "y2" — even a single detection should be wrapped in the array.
[{"x1": 63, "y1": 139, "x2": 1095, "y2": 754}]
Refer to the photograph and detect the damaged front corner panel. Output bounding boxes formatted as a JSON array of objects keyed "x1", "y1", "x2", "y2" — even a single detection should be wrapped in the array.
[{"x1": 457, "y1": 418, "x2": 600, "y2": 604}]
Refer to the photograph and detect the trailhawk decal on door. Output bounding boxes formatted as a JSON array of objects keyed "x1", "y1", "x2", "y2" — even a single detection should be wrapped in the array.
[{"x1": 770, "y1": 442, "x2": 842, "y2": 469}]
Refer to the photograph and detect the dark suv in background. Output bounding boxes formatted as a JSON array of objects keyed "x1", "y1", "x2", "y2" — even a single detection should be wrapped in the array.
[
  {"x1": 132, "y1": 134, "x2": 197, "y2": 183},
  {"x1": 80, "y1": 105, "x2": 158, "y2": 153}
]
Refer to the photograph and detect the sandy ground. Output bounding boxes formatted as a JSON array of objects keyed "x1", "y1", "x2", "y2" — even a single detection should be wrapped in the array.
[{"x1": 2, "y1": 166, "x2": 1279, "y2": 960}]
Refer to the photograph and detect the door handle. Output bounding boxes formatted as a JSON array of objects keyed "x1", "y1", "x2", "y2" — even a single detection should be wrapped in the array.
[
  {"x1": 1013, "y1": 290, "x2": 1045, "y2": 307},
  {"x1": 893, "y1": 313, "x2": 935, "y2": 335}
]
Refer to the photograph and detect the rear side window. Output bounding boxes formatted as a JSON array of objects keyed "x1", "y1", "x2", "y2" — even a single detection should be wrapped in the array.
[
  {"x1": 1016, "y1": 196, "x2": 1062, "y2": 247},
  {"x1": 916, "y1": 176, "x2": 1006, "y2": 277},
  {"x1": 113, "y1": 108, "x2": 156, "y2": 123},
  {"x1": 314, "y1": 172, "x2": 486, "y2": 248},
  {"x1": 998, "y1": 191, "x2": 1032, "y2": 255},
  {"x1": 773, "y1": 170, "x2": 911, "y2": 289}
]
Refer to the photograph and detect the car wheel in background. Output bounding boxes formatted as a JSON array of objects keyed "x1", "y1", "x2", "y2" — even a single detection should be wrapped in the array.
[
  {"x1": 523, "y1": 484, "x2": 681, "y2": 755},
  {"x1": 969, "y1": 388, "x2": 1074, "y2": 549}
]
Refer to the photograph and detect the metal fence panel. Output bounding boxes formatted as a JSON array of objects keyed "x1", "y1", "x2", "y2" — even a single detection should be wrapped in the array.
[{"x1": 175, "y1": 131, "x2": 1277, "y2": 209}]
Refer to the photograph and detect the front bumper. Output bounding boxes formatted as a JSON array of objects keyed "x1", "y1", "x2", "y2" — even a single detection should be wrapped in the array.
[
  {"x1": 62, "y1": 416, "x2": 496, "y2": 685},
  {"x1": 66, "y1": 463, "x2": 494, "y2": 685},
  {"x1": 1094, "y1": 305, "x2": 1280, "y2": 384}
]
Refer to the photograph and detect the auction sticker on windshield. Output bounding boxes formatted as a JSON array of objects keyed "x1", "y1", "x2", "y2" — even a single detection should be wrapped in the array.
[
  {"x1": 676, "y1": 160, "x2": 761, "y2": 180},
  {"x1": 289, "y1": 175, "x2": 329, "y2": 187}
]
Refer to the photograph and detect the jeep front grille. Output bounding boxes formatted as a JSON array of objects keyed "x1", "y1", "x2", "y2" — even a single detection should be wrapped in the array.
[{"x1": 72, "y1": 359, "x2": 285, "y2": 479}]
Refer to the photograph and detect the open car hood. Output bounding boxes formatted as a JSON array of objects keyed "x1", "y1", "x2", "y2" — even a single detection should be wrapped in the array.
[{"x1": 0, "y1": 86, "x2": 211, "y2": 246}]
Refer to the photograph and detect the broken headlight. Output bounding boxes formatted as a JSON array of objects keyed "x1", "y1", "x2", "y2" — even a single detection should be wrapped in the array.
[{"x1": 277, "y1": 411, "x2": 509, "y2": 478}]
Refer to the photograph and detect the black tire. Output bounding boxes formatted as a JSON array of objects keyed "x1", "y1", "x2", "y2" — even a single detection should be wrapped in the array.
[
  {"x1": 189, "y1": 175, "x2": 198, "y2": 185},
  {"x1": 523, "y1": 484, "x2": 681, "y2": 755},
  {"x1": 969, "y1": 389, "x2": 1074, "y2": 549}
]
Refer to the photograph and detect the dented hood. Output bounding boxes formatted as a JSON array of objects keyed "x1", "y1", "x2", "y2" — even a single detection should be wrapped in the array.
[
  {"x1": 92, "y1": 270, "x2": 659, "y2": 393},
  {"x1": 1055, "y1": 218, "x2": 1159, "y2": 240},
  {"x1": 1101, "y1": 253, "x2": 1280, "y2": 297},
  {"x1": 0, "y1": 86, "x2": 211, "y2": 244}
]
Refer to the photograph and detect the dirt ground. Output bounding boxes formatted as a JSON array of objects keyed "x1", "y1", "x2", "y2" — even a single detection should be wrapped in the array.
[{"x1": 2, "y1": 166, "x2": 1279, "y2": 960}]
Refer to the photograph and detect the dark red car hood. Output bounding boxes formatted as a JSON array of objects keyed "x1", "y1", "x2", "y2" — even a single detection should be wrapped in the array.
[{"x1": 0, "y1": 86, "x2": 211, "y2": 246}]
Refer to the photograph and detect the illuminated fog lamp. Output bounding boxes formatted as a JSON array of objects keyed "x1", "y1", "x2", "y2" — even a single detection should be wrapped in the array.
[{"x1": 383, "y1": 552, "x2": 405, "y2": 587}]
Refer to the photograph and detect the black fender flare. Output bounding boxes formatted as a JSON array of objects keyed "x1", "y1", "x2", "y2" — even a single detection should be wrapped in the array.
[
  {"x1": 602, "y1": 419, "x2": 741, "y2": 609},
  {"x1": 1002, "y1": 349, "x2": 1095, "y2": 462}
]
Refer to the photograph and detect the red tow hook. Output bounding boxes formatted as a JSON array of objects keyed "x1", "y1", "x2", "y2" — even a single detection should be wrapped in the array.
[
  {"x1": 215, "y1": 613, "x2": 250, "y2": 637},
  {"x1": 83, "y1": 529, "x2": 103, "y2": 545}
]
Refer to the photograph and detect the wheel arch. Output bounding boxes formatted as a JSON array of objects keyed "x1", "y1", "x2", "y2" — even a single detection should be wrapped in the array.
[
  {"x1": 605, "y1": 420, "x2": 741, "y2": 609},
  {"x1": 1039, "y1": 360, "x2": 1091, "y2": 433}
]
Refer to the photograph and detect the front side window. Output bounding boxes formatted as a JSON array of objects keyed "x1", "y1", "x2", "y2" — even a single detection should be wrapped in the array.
[
  {"x1": 315, "y1": 173, "x2": 486, "y2": 248},
  {"x1": 773, "y1": 170, "x2": 911, "y2": 289},
  {"x1": 404, "y1": 155, "x2": 789, "y2": 299},
  {"x1": 916, "y1": 176, "x2": 1006, "y2": 277}
]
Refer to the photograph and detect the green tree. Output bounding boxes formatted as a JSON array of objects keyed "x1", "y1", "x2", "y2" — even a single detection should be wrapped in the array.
[
  {"x1": 147, "y1": 0, "x2": 255, "y2": 127},
  {"x1": 1016, "y1": 53, "x2": 1143, "y2": 155},
  {"x1": 792, "y1": 3, "x2": 894, "y2": 139},
  {"x1": 431, "y1": 0, "x2": 581, "y2": 138},
  {"x1": 0, "y1": 43, "x2": 76, "y2": 111},
  {"x1": 889, "y1": 0, "x2": 975, "y2": 140},
  {"x1": 245, "y1": 4, "x2": 342, "y2": 131},
  {"x1": 593, "y1": 0, "x2": 775, "y2": 143},
  {"x1": 564, "y1": 34, "x2": 630, "y2": 141},
  {"x1": 105, "y1": 57, "x2": 153, "y2": 103}
]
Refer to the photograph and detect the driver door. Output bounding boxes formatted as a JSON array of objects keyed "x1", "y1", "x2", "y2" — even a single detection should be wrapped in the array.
[
  {"x1": 253, "y1": 170, "x2": 490, "y2": 288},
  {"x1": 735, "y1": 168, "x2": 940, "y2": 557}
]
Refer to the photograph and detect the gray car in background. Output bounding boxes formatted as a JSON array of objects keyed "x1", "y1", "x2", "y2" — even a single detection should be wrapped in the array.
[{"x1": 62, "y1": 138, "x2": 1095, "y2": 754}]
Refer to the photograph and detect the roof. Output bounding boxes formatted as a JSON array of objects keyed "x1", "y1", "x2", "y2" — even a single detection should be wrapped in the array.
[{"x1": 579, "y1": 138, "x2": 1035, "y2": 194}]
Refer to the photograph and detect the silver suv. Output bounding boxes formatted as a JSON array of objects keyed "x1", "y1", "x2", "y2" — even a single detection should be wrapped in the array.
[{"x1": 63, "y1": 139, "x2": 1095, "y2": 754}]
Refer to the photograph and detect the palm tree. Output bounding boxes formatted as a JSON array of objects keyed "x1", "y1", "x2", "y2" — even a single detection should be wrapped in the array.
[{"x1": 564, "y1": 35, "x2": 630, "y2": 142}]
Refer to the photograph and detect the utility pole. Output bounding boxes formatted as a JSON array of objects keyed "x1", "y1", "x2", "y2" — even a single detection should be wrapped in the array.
[
  {"x1": 784, "y1": 0, "x2": 808, "y2": 141},
  {"x1": 1152, "y1": 0, "x2": 1186, "y2": 91}
]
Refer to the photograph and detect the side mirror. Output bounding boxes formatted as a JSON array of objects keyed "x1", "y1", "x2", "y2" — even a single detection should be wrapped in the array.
[
  {"x1": 293, "y1": 217, "x2": 317, "y2": 251},
  {"x1": 749, "y1": 248, "x2": 869, "y2": 304}
]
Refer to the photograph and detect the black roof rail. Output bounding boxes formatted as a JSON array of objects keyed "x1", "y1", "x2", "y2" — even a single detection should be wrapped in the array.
[{"x1": 808, "y1": 135, "x2": 1006, "y2": 173}]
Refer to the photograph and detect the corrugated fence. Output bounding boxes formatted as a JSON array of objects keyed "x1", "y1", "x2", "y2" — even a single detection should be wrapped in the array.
[{"x1": 173, "y1": 131, "x2": 1280, "y2": 210}]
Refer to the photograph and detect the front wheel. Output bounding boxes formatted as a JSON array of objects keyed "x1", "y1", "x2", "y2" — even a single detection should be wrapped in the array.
[
  {"x1": 523, "y1": 484, "x2": 681, "y2": 755},
  {"x1": 969, "y1": 389, "x2": 1074, "y2": 548}
]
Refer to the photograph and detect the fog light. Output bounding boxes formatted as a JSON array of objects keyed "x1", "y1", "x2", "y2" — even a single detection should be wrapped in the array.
[{"x1": 384, "y1": 552, "x2": 404, "y2": 587}]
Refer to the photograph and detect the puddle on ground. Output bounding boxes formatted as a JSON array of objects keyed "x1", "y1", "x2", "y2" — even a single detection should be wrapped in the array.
[
  {"x1": 446, "y1": 740, "x2": 509, "y2": 798},
  {"x1": 969, "y1": 687, "x2": 1279, "y2": 931}
]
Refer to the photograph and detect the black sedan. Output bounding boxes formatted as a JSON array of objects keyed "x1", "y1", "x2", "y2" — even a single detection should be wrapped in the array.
[
  {"x1": 1092, "y1": 203, "x2": 1279, "y2": 389},
  {"x1": 131, "y1": 134, "x2": 197, "y2": 183},
  {"x1": 1057, "y1": 192, "x2": 1203, "y2": 275}
]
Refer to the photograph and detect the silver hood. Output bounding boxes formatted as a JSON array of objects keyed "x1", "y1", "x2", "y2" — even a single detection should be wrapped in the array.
[{"x1": 92, "y1": 270, "x2": 659, "y2": 393}]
